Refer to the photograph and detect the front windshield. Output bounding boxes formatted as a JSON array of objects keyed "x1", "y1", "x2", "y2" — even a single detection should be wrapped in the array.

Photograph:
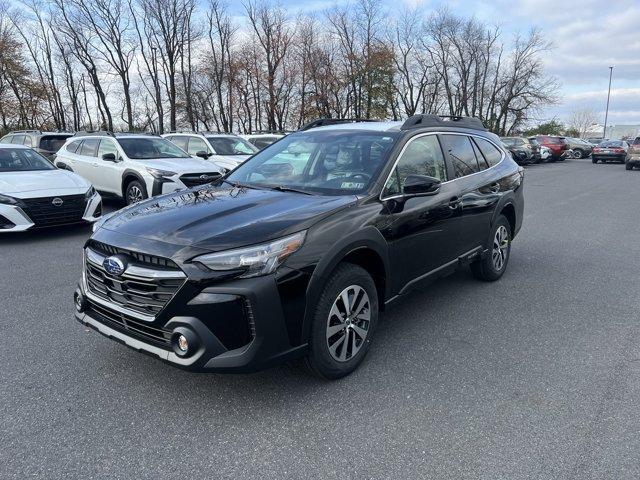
[
  {"x1": 117, "y1": 137, "x2": 191, "y2": 160},
  {"x1": 226, "y1": 130, "x2": 399, "y2": 195},
  {"x1": 0, "y1": 148, "x2": 56, "y2": 172},
  {"x1": 207, "y1": 137, "x2": 258, "y2": 155}
]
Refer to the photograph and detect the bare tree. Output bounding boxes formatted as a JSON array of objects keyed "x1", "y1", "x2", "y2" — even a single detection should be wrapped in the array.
[{"x1": 568, "y1": 108, "x2": 599, "y2": 138}]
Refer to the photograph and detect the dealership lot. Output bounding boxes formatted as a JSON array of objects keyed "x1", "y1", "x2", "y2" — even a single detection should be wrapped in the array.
[{"x1": 1, "y1": 159, "x2": 639, "y2": 479}]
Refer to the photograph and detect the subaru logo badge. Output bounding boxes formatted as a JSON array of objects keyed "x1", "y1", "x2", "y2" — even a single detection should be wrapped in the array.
[
  {"x1": 199, "y1": 174, "x2": 210, "y2": 180},
  {"x1": 103, "y1": 256, "x2": 126, "y2": 276},
  {"x1": 52, "y1": 197, "x2": 64, "y2": 207}
]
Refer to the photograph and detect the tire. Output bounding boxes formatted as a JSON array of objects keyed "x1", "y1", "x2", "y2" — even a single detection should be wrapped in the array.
[
  {"x1": 626, "y1": 162, "x2": 633, "y2": 170},
  {"x1": 592, "y1": 157, "x2": 598, "y2": 164},
  {"x1": 573, "y1": 149, "x2": 584, "y2": 159},
  {"x1": 125, "y1": 179, "x2": 148, "y2": 205},
  {"x1": 305, "y1": 263, "x2": 379, "y2": 380},
  {"x1": 471, "y1": 215, "x2": 512, "y2": 282}
]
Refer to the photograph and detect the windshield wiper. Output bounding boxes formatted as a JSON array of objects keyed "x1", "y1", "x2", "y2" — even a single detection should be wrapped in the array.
[{"x1": 264, "y1": 185, "x2": 314, "y2": 195}]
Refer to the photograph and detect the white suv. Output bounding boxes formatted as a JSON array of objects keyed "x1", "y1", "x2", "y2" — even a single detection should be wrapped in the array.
[
  {"x1": 55, "y1": 133, "x2": 223, "y2": 205},
  {"x1": 162, "y1": 132, "x2": 258, "y2": 173}
]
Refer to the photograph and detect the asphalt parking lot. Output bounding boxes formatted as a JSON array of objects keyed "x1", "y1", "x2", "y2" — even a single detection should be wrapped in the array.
[{"x1": 1, "y1": 158, "x2": 639, "y2": 479}]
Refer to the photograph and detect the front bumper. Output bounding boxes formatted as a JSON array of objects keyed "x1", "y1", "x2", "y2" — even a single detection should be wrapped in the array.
[
  {"x1": 75, "y1": 247, "x2": 306, "y2": 372},
  {"x1": 0, "y1": 192, "x2": 102, "y2": 233}
]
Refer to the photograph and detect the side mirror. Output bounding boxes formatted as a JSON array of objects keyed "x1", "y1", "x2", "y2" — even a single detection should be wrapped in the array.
[
  {"x1": 403, "y1": 174, "x2": 441, "y2": 196},
  {"x1": 102, "y1": 153, "x2": 117, "y2": 162},
  {"x1": 195, "y1": 150, "x2": 210, "y2": 159}
]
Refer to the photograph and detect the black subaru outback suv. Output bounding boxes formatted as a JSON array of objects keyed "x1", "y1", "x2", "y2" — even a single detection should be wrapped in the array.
[{"x1": 75, "y1": 115, "x2": 524, "y2": 379}]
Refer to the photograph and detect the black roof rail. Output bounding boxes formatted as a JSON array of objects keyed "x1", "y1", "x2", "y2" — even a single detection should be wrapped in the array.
[
  {"x1": 73, "y1": 131, "x2": 115, "y2": 137},
  {"x1": 298, "y1": 118, "x2": 378, "y2": 131},
  {"x1": 401, "y1": 114, "x2": 487, "y2": 131}
]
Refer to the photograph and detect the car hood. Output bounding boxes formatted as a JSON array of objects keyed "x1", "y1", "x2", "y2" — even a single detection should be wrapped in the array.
[
  {"x1": 0, "y1": 169, "x2": 89, "y2": 195},
  {"x1": 210, "y1": 155, "x2": 251, "y2": 170},
  {"x1": 97, "y1": 185, "x2": 356, "y2": 252},
  {"x1": 140, "y1": 157, "x2": 223, "y2": 174}
]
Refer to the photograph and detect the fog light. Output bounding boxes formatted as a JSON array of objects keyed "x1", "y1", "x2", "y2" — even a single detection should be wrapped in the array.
[
  {"x1": 170, "y1": 327, "x2": 199, "y2": 358},
  {"x1": 177, "y1": 334, "x2": 188, "y2": 352}
]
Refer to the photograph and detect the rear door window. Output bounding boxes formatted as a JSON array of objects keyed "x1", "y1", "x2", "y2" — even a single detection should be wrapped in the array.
[
  {"x1": 66, "y1": 140, "x2": 82, "y2": 153},
  {"x1": 79, "y1": 138, "x2": 100, "y2": 157},
  {"x1": 474, "y1": 137, "x2": 503, "y2": 167},
  {"x1": 439, "y1": 134, "x2": 481, "y2": 178}
]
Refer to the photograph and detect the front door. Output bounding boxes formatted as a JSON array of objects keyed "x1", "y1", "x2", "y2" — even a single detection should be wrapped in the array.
[{"x1": 378, "y1": 133, "x2": 461, "y2": 293}]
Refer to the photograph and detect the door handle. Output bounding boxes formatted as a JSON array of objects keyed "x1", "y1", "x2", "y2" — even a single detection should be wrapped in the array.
[{"x1": 448, "y1": 197, "x2": 462, "y2": 209}]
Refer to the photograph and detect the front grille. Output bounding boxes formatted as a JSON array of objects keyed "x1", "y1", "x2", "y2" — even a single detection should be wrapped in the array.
[
  {"x1": 86, "y1": 298, "x2": 172, "y2": 349},
  {"x1": 88, "y1": 240, "x2": 178, "y2": 269},
  {"x1": 84, "y1": 247, "x2": 185, "y2": 317},
  {"x1": 21, "y1": 194, "x2": 86, "y2": 227},
  {"x1": 180, "y1": 172, "x2": 221, "y2": 188}
]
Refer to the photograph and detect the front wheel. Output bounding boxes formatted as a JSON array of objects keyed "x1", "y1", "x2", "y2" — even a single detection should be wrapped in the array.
[
  {"x1": 592, "y1": 157, "x2": 598, "y2": 164},
  {"x1": 626, "y1": 162, "x2": 633, "y2": 170},
  {"x1": 471, "y1": 215, "x2": 511, "y2": 282},
  {"x1": 573, "y1": 149, "x2": 584, "y2": 159},
  {"x1": 125, "y1": 180, "x2": 148, "y2": 205},
  {"x1": 305, "y1": 263, "x2": 378, "y2": 380}
]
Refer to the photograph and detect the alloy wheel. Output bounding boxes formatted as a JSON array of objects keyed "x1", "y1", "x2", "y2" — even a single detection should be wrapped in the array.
[
  {"x1": 492, "y1": 225, "x2": 509, "y2": 271},
  {"x1": 127, "y1": 185, "x2": 144, "y2": 204},
  {"x1": 326, "y1": 285, "x2": 370, "y2": 362}
]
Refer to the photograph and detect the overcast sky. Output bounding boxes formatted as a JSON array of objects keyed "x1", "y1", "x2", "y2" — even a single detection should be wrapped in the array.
[{"x1": 241, "y1": 0, "x2": 640, "y2": 126}]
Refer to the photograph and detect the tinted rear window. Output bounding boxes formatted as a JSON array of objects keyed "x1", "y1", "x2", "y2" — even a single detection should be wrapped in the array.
[
  {"x1": 600, "y1": 140, "x2": 624, "y2": 147},
  {"x1": 39, "y1": 135, "x2": 72, "y2": 152}
]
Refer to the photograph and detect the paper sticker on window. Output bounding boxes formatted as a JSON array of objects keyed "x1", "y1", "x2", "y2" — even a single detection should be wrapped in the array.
[{"x1": 341, "y1": 182, "x2": 365, "y2": 189}]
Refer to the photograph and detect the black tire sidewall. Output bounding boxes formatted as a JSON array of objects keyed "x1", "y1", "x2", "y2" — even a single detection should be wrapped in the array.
[{"x1": 307, "y1": 263, "x2": 378, "y2": 380}]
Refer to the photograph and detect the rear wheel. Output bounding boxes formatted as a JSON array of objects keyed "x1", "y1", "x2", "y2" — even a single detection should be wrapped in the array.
[
  {"x1": 471, "y1": 215, "x2": 511, "y2": 282},
  {"x1": 125, "y1": 180, "x2": 148, "y2": 205},
  {"x1": 573, "y1": 149, "x2": 584, "y2": 159},
  {"x1": 592, "y1": 157, "x2": 598, "y2": 164},
  {"x1": 306, "y1": 263, "x2": 378, "y2": 380},
  {"x1": 626, "y1": 162, "x2": 633, "y2": 170}
]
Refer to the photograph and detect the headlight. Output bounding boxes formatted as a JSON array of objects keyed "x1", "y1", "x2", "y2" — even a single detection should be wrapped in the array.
[
  {"x1": 146, "y1": 167, "x2": 176, "y2": 179},
  {"x1": 85, "y1": 186, "x2": 96, "y2": 199},
  {"x1": 193, "y1": 231, "x2": 306, "y2": 278},
  {"x1": 0, "y1": 193, "x2": 19, "y2": 205}
]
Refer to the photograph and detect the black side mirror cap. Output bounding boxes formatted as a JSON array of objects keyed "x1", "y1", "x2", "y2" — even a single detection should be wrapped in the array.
[
  {"x1": 403, "y1": 174, "x2": 441, "y2": 196},
  {"x1": 195, "y1": 151, "x2": 210, "y2": 159},
  {"x1": 102, "y1": 153, "x2": 117, "y2": 162}
]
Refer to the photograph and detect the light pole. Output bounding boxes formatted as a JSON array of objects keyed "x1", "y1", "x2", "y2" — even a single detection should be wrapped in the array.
[{"x1": 603, "y1": 66, "x2": 613, "y2": 140}]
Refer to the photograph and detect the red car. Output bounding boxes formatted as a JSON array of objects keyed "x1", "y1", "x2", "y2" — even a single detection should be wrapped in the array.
[{"x1": 535, "y1": 135, "x2": 570, "y2": 162}]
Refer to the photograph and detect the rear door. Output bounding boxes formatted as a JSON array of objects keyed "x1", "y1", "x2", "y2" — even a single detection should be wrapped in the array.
[
  {"x1": 73, "y1": 138, "x2": 100, "y2": 183},
  {"x1": 439, "y1": 134, "x2": 500, "y2": 256}
]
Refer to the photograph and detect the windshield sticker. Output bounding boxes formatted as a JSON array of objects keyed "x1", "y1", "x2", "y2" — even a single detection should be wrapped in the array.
[{"x1": 341, "y1": 182, "x2": 365, "y2": 189}]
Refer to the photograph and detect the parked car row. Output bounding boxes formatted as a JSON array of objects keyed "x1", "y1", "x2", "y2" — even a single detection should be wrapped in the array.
[{"x1": 500, "y1": 135, "x2": 573, "y2": 165}]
